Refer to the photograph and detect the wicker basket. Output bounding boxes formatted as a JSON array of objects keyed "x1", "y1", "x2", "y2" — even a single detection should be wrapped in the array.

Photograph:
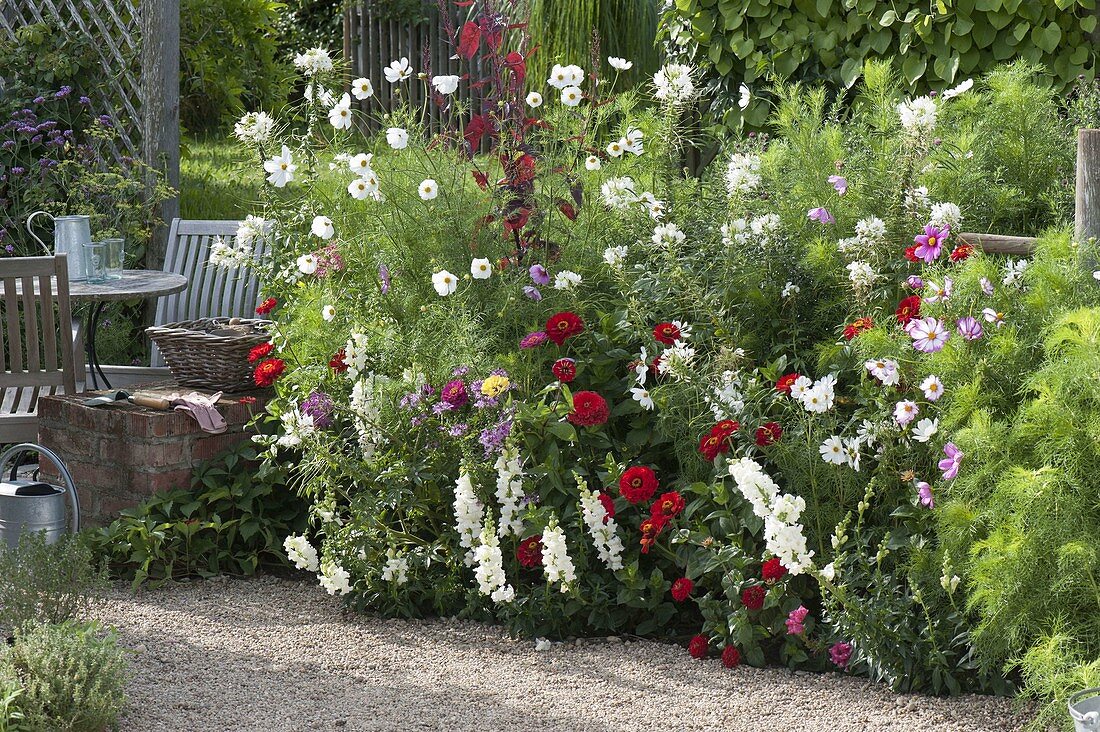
[{"x1": 147, "y1": 317, "x2": 273, "y2": 392}]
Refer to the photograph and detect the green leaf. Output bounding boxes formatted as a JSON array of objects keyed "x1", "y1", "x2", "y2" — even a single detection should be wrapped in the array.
[
  {"x1": 933, "y1": 53, "x2": 960, "y2": 82},
  {"x1": 880, "y1": 9, "x2": 897, "y2": 25},
  {"x1": 902, "y1": 54, "x2": 927, "y2": 85},
  {"x1": 840, "y1": 56, "x2": 862, "y2": 88},
  {"x1": 545, "y1": 421, "x2": 577, "y2": 442},
  {"x1": 1083, "y1": 15, "x2": 1098, "y2": 34},
  {"x1": 1031, "y1": 22, "x2": 1062, "y2": 53}
]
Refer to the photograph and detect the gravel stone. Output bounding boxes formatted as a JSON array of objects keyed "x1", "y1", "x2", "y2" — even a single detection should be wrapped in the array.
[{"x1": 94, "y1": 576, "x2": 1034, "y2": 732}]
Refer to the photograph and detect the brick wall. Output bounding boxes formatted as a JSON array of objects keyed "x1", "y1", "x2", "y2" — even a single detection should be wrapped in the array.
[{"x1": 37, "y1": 386, "x2": 267, "y2": 527}]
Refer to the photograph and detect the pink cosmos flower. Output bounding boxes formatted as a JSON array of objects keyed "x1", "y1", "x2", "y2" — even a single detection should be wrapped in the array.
[
  {"x1": 917, "y1": 481, "x2": 934, "y2": 508},
  {"x1": 913, "y1": 224, "x2": 949, "y2": 263},
  {"x1": 980, "y1": 277, "x2": 994, "y2": 296},
  {"x1": 808, "y1": 207, "x2": 835, "y2": 224},
  {"x1": 906, "y1": 275, "x2": 925, "y2": 290},
  {"x1": 938, "y1": 442, "x2": 963, "y2": 480},
  {"x1": 957, "y1": 315, "x2": 983, "y2": 340},
  {"x1": 982, "y1": 308, "x2": 1005, "y2": 328},
  {"x1": 908, "y1": 317, "x2": 950, "y2": 353},
  {"x1": 829, "y1": 642, "x2": 853, "y2": 669},
  {"x1": 894, "y1": 400, "x2": 919, "y2": 426},
  {"x1": 786, "y1": 605, "x2": 810, "y2": 635},
  {"x1": 828, "y1": 175, "x2": 848, "y2": 195}
]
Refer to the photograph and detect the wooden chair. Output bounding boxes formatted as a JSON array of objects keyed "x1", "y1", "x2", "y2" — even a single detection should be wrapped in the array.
[{"x1": 0, "y1": 255, "x2": 78, "y2": 443}]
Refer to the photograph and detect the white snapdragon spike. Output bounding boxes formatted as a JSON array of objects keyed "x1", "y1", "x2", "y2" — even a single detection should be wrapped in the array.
[
  {"x1": 432, "y1": 75, "x2": 460, "y2": 94},
  {"x1": 541, "y1": 519, "x2": 576, "y2": 591},
  {"x1": 319, "y1": 561, "x2": 352, "y2": 595},
  {"x1": 297, "y1": 253, "x2": 318, "y2": 275},
  {"x1": 728, "y1": 458, "x2": 814, "y2": 575},
  {"x1": 560, "y1": 86, "x2": 582, "y2": 107},
  {"x1": 929, "y1": 202, "x2": 962, "y2": 230},
  {"x1": 284, "y1": 535, "x2": 319, "y2": 572},
  {"x1": 526, "y1": 91, "x2": 543, "y2": 107},
  {"x1": 603, "y1": 245, "x2": 627, "y2": 267},
  {"x1": 554, "y1": 270, "x2": 582, "y2": 290},
  {"x1": 419, "y1": 179, "x2": 439, "y2": 200},
  {"x1": 473, "y1": 520, "x2": 515, "y2": 603},
  {"x1": 494, "y1": 447, "x2": 525, "y2": 538},
  {"x1": 351, "y1": 77, "x2": 374, "y2": 100},
  {"x1": 651, "y1": 222, "x2": 686, "y2": 248},
  {"x1": 233, "y1": 111, "x2": 274, "y2": 144},
  {"x1": 321, "y1": 304, "x2": 336, "y2": 322},
  {"x1": 601, "y1": 176, "x2": 637, "y2": 209},
  {"x1": 453, "y1": 472, "x2": 484, "y2": 565},
  {"x1": 608, "y1": 56, "x2": 633, "y2": 70},
  {"x1": 577, "y1": 476, "x2": 624, "y2": 571},
  {"x1": 470, "y1": 258, "x2": 492, "y2": 280},
  {"x1": 343, "y1": 333, "x2": 370, "y2": 377},
  {"x1": 728, "y1": 457, "x2": 780, "y2": 519},
  {"x1": 381, "y1": 553, "x2": 408, "y2": 584},
  {"x1": 276, "y1": 409, "x2": 316, "y2": 448},
  {"x1": 263, "y1": 145, "x2": 296, "y2": 187},
  {"x1": 235, "y1": 215, "x2": 266, "y2": 247},
  {"x1": 386, "y1": 127, "x2": 409, "y2": 150},
  {"x1": 384, "y1": 57, "x2": 413, "y2": 83},
  {"x1": 725, "y1": 153, "x2": 761, "y2": 196},
  {"x1": 349, "y1": 373, "x2": 387, "y2": 457},
  {"x1": 432, "y1": 269, "x2": 457, "y2": 296},
  {"x1": 293, "y1": 47, "x2": 333, "y2": 76},
  {"x1": 656, "y1": 341, "x2": 696, "y2": 382},
  {"x1": 311, "y1": 215, "x2": 335, "y2": 240},
  {"x1": 897, "y1": 96, "x2": 937, "y2": 135},
  {"x1": 328, "y1": 93, "x2": 353, "y2": 130},
  {"x1": 653, "y1": 62, "x2": 694, "y2": 103},
  {"x1": 547, "y1": 63, "x2": 584, "y2": 88}
]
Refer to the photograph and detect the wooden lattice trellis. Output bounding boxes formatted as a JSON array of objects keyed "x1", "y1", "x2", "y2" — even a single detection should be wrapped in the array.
[{"x1": 0, "y1": 0, "x2": 143, "y2": 162}]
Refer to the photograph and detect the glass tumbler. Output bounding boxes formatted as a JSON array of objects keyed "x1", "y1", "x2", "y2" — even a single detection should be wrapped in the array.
[
  {"x1": 102, "y1": 237, "x2": 125, "y2": 279},
  {"x1": 83, "y1": 242, "x2": 107, "y2": 283}
]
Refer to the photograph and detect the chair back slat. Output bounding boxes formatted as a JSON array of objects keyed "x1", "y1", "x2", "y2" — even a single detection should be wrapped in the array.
[{"x1": 20, "y1": 275, "x2": 40, "y2": 373}]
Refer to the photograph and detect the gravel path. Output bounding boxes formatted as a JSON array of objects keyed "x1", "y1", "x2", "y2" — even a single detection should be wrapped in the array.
[{"x1": 95, "y1": 576, "x2": 1033, "y2": 732}]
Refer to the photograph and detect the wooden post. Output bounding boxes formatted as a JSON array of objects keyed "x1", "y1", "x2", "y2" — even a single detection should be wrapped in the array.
[
  {"x1": 141, "y1": 0, "x2": 180, "y2": 273},
  {"x1": 1077, "y1": 129, "x2": 1100, "y2": 246}
]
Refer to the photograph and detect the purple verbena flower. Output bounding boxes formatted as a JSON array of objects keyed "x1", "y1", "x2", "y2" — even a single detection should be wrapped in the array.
[
  {"x1": 913, "y1": 224, "x2": 949, "y2": 263},
  {"x1": 55, "y1": 86, "x2": 72, "y2": 98},
  {"x1": 33, "y1": 96, "x2": 45, "y2": 105},
  {"x1": 79, "y1": 96, "x2": 91, "y2": 106},
  {"x1": 452, "y1": 366, "x2": 470, "y2": 376},
  {"x1": 447, "y1": 423, "x2": 469, "y2": 437},
  {"x1": 379, "y1": 263, "x2": 390, "y2": 294}
]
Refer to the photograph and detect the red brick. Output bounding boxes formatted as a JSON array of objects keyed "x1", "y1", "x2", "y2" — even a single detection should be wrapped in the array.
[
  {"x1": 37, "y1": 426, "x2": 99, "y2": 458},
  {"x1": 101, "y1": 438, "x2": 189, "y2": 469}
]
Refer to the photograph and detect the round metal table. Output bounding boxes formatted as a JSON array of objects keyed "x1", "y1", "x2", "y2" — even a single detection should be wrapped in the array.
[{"x1": 69, "y1": 271, "x2": 187, "y2": 390}]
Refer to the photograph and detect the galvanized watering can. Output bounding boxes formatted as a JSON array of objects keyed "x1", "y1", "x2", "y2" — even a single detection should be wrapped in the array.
[
  {"x1": 0, "y1": 443, "x2": 80, "y2": 550},
  {"x1": 1071, "y1": 689, "x2": 1100, "y2": 732},
  {"x1": 26, "y1": 211, "x2": 89, "y2": 282}
]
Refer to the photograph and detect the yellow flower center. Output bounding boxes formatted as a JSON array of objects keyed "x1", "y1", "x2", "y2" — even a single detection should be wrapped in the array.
[{"x1": 928, "y1": 236, "x2": 937, "y2": 247}]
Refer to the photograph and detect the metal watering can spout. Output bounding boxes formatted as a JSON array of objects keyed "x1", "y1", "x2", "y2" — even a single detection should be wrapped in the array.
[{"x1": 0, "y1": 443, "x2": 80, "y2": 550}]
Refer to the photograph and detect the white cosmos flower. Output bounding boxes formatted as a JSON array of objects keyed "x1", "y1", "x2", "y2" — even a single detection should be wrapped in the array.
[
  {"x1": 348, "y1": 153, "x2": 374, "y2": 176},
  {"x1": 297, "y1": 253, "x2": 318, "y2": 275},
  {"x1": 622, "y1": 127, "x2": 643, "y2": 155},
  {"x1": 470, "y1": 258, "x2": 492, "y2": 279},
  {"x1": 432, "y1": 270, "x2": 457, "y2": 296},
  {"x1": 843, "y1": 438, "x2": 861, "y2": 472},
  {"x1": 738, "y1": 83, "x2": 751, "y2": 110},
  {"x1": 547, "y1": 63, "x2": 584, "y2": 88},
  {"x1": 920, "y1": 375, "x2": 944, "y2": 401},
  {"x1": 982, "y1": 308, "x2": 1006, "y2": 327},
  {"x1": 348, "y1": 172, "x2": 380, "y2": 200},
  {"x1": 386, "y1": 127, "x2": 409, "y2": 150},
  {"x1": 351, "y1": 77, "x2": 374, "y2": 99},
  {"x1": 820, "y1": 436, "x2": 846, "y2": 465},
  {"x1": 560, "y1": 86, "x2": 583, "y2": 107},
  {"x1": 310, "y1": 215, "x2": 334, "y2": 240},
  {"x1": 328, "y1": 93, "x2": 353, "y2": 130},
  {"x1": 911, "y1": 417, "x2": 939, "y2": 443},
  {"x1": 418, "y1": 179, "x2": 439, "y2": 200},
  {"x1": 941, "y1": 78, "x2": 973, "y2": 101},
  {"x1": 603, "y1": 245, "x2": 627, "y2": 267},
  {"x1": 585, "y1": 155, "x2": 601, "y2": 170},
  {"x1": 384, "y1": 57, "x2": 413, "y2": 83},
  {"x1": 630, "y1": 385, "x2": 654, "y2": 410},
  {"x1": 526, "y1": 91, "x2": 543, "y2": 107},
  {"x1": 321, "y1": 304, "x2": 336, "y2": 321},
  {"x1": 606, "y1": 139, "x2": 625, "y2": 157},
  {"x1": 554, "y1": 270, "x2": 582, "y2": 290},
  {"x1": 789, "y1": 375, "x2": 813, "y2": 401},
  {"x1": 894, "y1": 400, "x2": 919, "y2": 427},
  {"x1": 608, "y1": 56, "x2": 633, "y2": 70},
  {"x1": 263, "y1": 145, "x2": 296, "y2": 187},
  {"x1": 432, "y1": 75, "x2": 460, "y2": 94}
]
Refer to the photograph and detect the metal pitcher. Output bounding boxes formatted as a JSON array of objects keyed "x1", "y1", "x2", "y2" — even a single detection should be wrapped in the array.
[
  {"x1": 0, "y1": 443, "x2": 80, "y2": 550},
  {"x1": 26, "y1": 211, "x2": 89, "y2": 282}
]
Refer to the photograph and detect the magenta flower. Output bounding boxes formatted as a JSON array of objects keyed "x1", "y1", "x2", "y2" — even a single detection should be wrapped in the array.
[
  {"x1": 808, "y1": 207, "x2": 835, "y2": 224},
  {"x1": 917, "y1": 481, "x2": 934, "y2": 508},
  {"x1": 906, "y1": 275, "x2": 925, "y2": 290},
  {"x1": 829, "y1": 642, "x2": 853, "y2": 669},
  {"x1": 379, "y1": 263, "x2": 391, "y2": 294},
  {"x1": 908, "y1": 317, "x2": 950, "y2": 353},
  {"x1": 957, "y1": 315, "x2": 983, "y2": 340},
  {"x1": 938, "y1": 442, "x2": 963, "y2": 480},
  {"x1": 786, "y1": 606, "x2": 809, "y2": 635},
  {"x1": 519, "y1": 331, "x2": 549, "y2": 349},
  {"x1": 440, "y1": 379, "x2": 468, "y2": 408},
  {"x1": 913, "y1": 224, "x2": 949, "y2": 263},
  {"x1": 828, "y1": 175, "x2": 848, "y2": 195},
  {"x1": 529, "y1": 264, "x2": 550, "y2": 285}
]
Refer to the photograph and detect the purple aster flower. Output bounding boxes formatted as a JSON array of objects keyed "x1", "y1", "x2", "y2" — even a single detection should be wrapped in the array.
[
  {"x1": 440, "y1": 379, "x2": 468, "y2": 408},
  {"x1": 452, "y1": 366, "x2": 470, "y2": 376},
  {"x1": 33, "y1": 96, "x2": 45, "y2": 105},
  {"x1": 956, "y1": 315, "x2": 983, "y2": 341},
  {"x1": 431, "y1": 402, "x2": 452, "y2": 415},
  {"x1": 411, "y1": 414, "x2": 426, "y2": 427},
  {"x1": 300, "y1": 390, "x2": 335, "y2": 428},
  {"x1": 379, "y1": 263, "x2": 390, "y2": 294},
  {"x1": 478, "y1": 417, "x2": 513, "y2": 456},
  {"x1": 529, "y1": 264, "x2": 550, "y2": 285},
  {"x1": 79, "y1": 96, "x2": 91, "y2": 106},
  {"x1": 908, "y1": 317, "x2": 950, "y2": 353},
  {"x1": 519, "y1": 331, "x2": 549, "y2": 349},
  {"x1": 490, "y1": 368, "x2": 509, "y2": 378},
  {"x1": 523, "y1": 285, "x2": 542, "y2": 301},
  {"x1": 807, "y1": 207, "x2": 835, "y2": 224},
  {"x1": 828, "y1": 175, "x2": 848, "y2": 195},
  {"x1": 917, "y1": 481, "x2": 934, "y2": 508},
  {"x1": 906, "y1": 275, "x2": 924, "y2": 290},
  {"x1": 913, "y1": 224, "x2": 949, "y2": 263},
  {"x1": 938, "y1": 442, "x2": 963, "y2": 480},
  {"x1": 4, "y1": 245, "x2": 13, "y2": 254},
  {"x1": 980, "y1": 277, "x2": 994, "y2": 296}
]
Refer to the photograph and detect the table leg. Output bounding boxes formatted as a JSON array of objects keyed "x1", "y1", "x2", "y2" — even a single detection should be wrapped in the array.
[{"x1": 85, "y1": 302, "x2": 111, "y2": 390}]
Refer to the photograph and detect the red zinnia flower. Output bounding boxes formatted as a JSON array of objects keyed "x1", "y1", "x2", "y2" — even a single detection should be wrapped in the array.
[
  {"x1": 253, "y1": 358, "x2": 285, "y2": 387},
  {"x1": 545, "y1": 311, "x2": 584, "y2": 345},
  {"x1": 761, "y1": 558, "x2": 788, "y2": 583},
  {"x1": 653, "y1": 321, "x2": 681, "y2": 345},
  {"x1": 950, "y1": 244, "x2": 973, "y2": 262},
  {"x1": 843, "y1": 317, "x2": 873, "y2": 340},
  {"x1": 713, "y1": 419, "x2": 739, "y2": 437},
  {"x1": 650, "y1": 491, "x2": 685, "y2": 521},
  {"x1": 904, "y1": 245, "x2": 920, "y2": 263},
  {"x1": 255, "y1": 297, "x2": 277, "y2": 315},
  {"x1": 329, "y1": 349, "x2": 349, "y2": 373},
  {"x1": 516, "y1": 535, "x2": 542, "y2": 568},
  {"x1": 639, "y1": 516, "x2": 666, "y2": 554},
  {"x1": 895, "y1": 295, "x2": 922, "y2": 324},
  {"x1": 755, "y1": 422, "x2": 783, "y2": 447},
  {"x1": 248, "y1": 342, "x2": 274, "y2": 364},
  {"x1": 567, "y1": 390, "x2": 609, "y2": 427},
  {"x1": 597, "y1": 492, "x2": 615, "y2": 522},
  {"x1": 775, "y1": 373, "x2": 801, "y2": 394},
  {"x1": 699, "y1": 422, "x2": 735, "y2": 462},
  {"x1": 721, "y1": 645, "x2": 741, "y2": 669},
  {"x1": 741, "y1": 585, "x2": 766, "y2": 611},
  {"x1": 552, "y1": 358, "x2": 577, "y2": 383},
  {"x1": 619, "y1": 466, "x2": 658, "y2": 504},
  {"x1": 671, "y1": 577, "x2": 694, "y2": 602},
  {"x1": 688, "y1": 634, "x2": 709, "y2": 659}
]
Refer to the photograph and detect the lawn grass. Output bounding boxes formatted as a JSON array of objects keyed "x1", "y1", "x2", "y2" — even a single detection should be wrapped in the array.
[{"x1": 180, "y1": 135, "x2": 263, "y2": 221}]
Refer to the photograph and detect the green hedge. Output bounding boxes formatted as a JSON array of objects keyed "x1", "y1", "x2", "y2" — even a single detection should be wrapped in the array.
[{"x1": 666, "y1": 0, "x2": 1099, "y2": 126}]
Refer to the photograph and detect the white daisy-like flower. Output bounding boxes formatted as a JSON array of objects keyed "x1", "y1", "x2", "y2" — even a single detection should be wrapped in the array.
[
  {"x1": 297, "y1": 253, "x2": 318, "y2": 275},
  {"x1": 911, "y1": 417, "x2": 939, "y2": 443},
  {"x1": 418, "y1": 179, "x2": 439, "y2": 200},
  {"x1": 606, "y1": 139, "x2": 625, "y2": 157},
  {"x1": 470, "y1": 258, "x2": 492, "y2": 280},
  {"x1": 351, "y1": 77, "x2": 374, "y2": 100},
  {"x1": 384, "y1": 57, "x2": 413, "y2": 83},
  {"x1": 321, "y1": 304, "x2": 336, "y2": 322},
  {"x1": 432, "y1": 75, "x2": 460, "y2": 95},
  {"x1": 894, "y1": 400, "x2": 919, "y2": 426},
  {"x1": 940, "y1": 78, "x2": 973, "y2": 101},
  {"x1": 560, "y1": 86, "x2": 583, "y2": 107},
  {"x1": 526, "y1": 91, "x2": 543, "y2": 107},
  {"x1": 263, "y1": 145, "x2": 296, "y2": 187},
  {"x1": 982, "y1": 308, "x2": 1006, "y2": 327},
  {"x1": 431, "y1": 269, "x2": 457, "y2": 296},
  {"x1": 310, "y1": 215, "x2": 334, "y2": 240},
  {"x1": 585, "y1": 155, "x2": 601, "y2": 171},
  {"x1": 328, "y1": 93, "x2": 353, "y2": 130},
  {"x1": 630, "y1": 385, "x2": 654, "y2": 410},
  {"x1": 547, "y1": 63, "x2": 584, "y2": 89},
  {"x1": 622, "y1": 128, "x2": 643, "y2": 155},
  {"x1": 348, "y1": 173, "x2": 379, "y2": 200},
  {"x1": 386, "y1": 127, "x2": 409, "y2": 150},
  {"x1": 819, "y1": 436, "x2": 846, "y2": 465},
  {"x1": 608, "y1": 56, "x2": 633, "y2": 70},
  {"x1": 738, "y1": 83, "x2": 751, "y2": 110},
  {"x1": 920, "y1": 375, "x2": 944, "y2": 401},
  {"x1": 348, "y1": 152, "x2": 374, "y2": 176}
]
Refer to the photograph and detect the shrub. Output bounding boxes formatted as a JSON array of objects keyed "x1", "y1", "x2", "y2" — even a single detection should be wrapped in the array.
[{"x1": 1, "y1": 621, "x2": 127, "y2": 732}]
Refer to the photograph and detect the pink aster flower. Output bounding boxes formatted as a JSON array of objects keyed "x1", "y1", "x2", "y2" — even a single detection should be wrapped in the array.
[
  {"x1": 938, "y1": 442, "x2": 963, "y2": 480},
  {"x1": 519, "y1": 331, "x2": 549, "y2": 349},
  {"x1": 894, "y1": 400, "x2": 919, "y2": 426},
  {"x1": 828, "y1": 175, "x2": 848, "y2": 195},
  {"x1": 908, "y1": 317, "x2": 950, "y2": 353},
  {"x1": 808, "y1": 207, "x2": 835, "y2": 224},
  {"x1": 786, "y1": 605, "x2": 810, "y2": 635},
  {"x1": 957, "y1": 315, "x2": 983, "y2": 340},
  {"x1": 913, "y1": 224, "x2": 949, "y2": 263},
  {"x1": 829, "y1": 641, "x2": 853, "y2": 669},
  {"x1": 917, "y1": 481, "x2": 934, "y2": 508}
]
